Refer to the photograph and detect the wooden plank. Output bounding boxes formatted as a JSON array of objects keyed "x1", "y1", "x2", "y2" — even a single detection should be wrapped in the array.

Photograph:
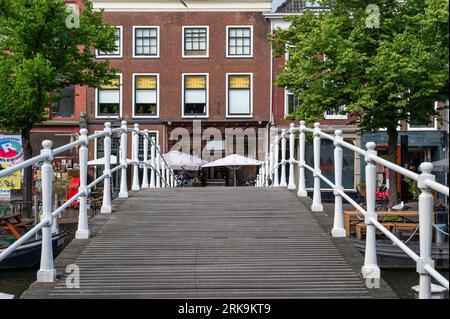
[{"x1": 22, "y1": 187, "x2": 393, "y2": 299}]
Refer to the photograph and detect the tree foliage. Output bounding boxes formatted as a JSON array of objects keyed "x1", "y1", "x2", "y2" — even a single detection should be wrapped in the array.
[
  {"x1": 0, "y1": 0, "x2": 118, "y2": 133},
  {"x1": 270, "y1": 0, "x2": 449, "y2": 130},
  {"x1": 270, "y1": 0, "x2": 449, "y2": 205}
]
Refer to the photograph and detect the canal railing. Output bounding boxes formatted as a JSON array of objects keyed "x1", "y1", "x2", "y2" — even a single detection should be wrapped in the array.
[
  {"x1": 256, "y1": 122, "x2": 449, "y2": 299},
  {"x1": 0, "y1": 121, "x2": 179, "y2": 282}
]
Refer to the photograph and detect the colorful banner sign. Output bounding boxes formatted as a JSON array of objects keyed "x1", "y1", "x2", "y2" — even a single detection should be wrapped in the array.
[{"x1": 0, "y1": 135, "x2": 23, "y2": 197}]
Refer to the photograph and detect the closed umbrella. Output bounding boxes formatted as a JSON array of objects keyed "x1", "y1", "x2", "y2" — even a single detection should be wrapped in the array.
[{"x1": 202, "y1": 154, "x2": 262, "y2": 186}]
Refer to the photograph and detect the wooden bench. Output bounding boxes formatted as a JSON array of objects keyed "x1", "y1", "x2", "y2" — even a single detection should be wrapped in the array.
[
  {"x1": 355, "y1": 222, "x2": 419, "y2": 240},
  {"x1": 0, "y1": 213, "x2": 34, "y2": 239},
  {"x1": 344, "y1": 211, "x2": 419, "y2": 237},
  {"x1": 355, "y1": 222, "x2": 396, "y2": 240}
]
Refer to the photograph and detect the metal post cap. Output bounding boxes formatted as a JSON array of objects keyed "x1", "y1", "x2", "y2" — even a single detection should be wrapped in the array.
[
  {"x1": 366, "y1": 142, "x2": 376, "y2": 150},
  {"x1": 42, "y1": 140, "x2": 53, "y2": 149},
  {"x1": 419, "y1": 162, "x2": 434, "y2": 174}
]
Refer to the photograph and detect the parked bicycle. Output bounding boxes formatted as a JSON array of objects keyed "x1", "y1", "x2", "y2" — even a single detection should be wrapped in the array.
[{"x1": 176, "y1": 165, "x2": 193, "y2": 187}]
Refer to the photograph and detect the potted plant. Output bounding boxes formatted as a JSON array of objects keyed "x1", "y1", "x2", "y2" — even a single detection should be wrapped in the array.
[{"x1": 357, "y1": 181, "x2": 366, "y2": 197}]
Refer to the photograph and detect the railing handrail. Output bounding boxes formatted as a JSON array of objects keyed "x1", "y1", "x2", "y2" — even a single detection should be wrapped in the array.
[
  {"x1": 0, "y1": 121, "x2": 180, "y2": 274},
  {"x1": 259, "y1": 121, "x2": 449, "y2": 298}
]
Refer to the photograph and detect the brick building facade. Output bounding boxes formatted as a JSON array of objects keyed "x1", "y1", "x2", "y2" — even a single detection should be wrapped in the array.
[{"x1": 84, "y1": 0, "x2": 272, "y2": 184}]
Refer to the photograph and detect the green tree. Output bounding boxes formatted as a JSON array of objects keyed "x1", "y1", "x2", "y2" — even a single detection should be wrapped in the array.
[
  {"x1": 270, "y1": 0, "x2": 449, "y2": 206},
  {"x1": 0, "y1": 0, "x2": 118, "y2": 214}
]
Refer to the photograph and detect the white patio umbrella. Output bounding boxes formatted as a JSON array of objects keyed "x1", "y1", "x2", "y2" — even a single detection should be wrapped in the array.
[
  {"x1": 163, "y1": 150, "x2": 208, "y2": 171},
  {"x1": 432, "y1": 159, "x2": 449, "y2": 173},
  {"x1": 202, "y1": 154, "x2": 262, "y2": 186}
]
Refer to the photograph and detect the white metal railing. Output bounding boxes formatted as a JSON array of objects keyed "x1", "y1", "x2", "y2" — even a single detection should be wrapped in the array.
[
  {"x1": 257, "y1": 121, "x2": 449, "y2": 299},
  {"x1": 0, "y1": 121, "x2": 179, "y2": 282}
]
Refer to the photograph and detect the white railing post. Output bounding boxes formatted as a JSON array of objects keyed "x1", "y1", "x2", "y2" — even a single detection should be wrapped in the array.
[
  {"x1": 269, "y1": 142, "x2": 274, "y2": 187},
  {"x1": 141, "y1": 130, "x2": 149, "y2": 188},
  {"x1": 119, "y1": 121, "x2": 129, "y2": 198},
  {"x1": 288, "y1": 123, "x2": 297, "y2": 190},
  {"x1": 131, "y1": 124, "x2": 140, "y2": 191},
  {"x1": 161, "y1": 160, "x2": 166, "y2": 188},
  {"x1": 262, "y1": 162, "x2": 266, "y2": 187},
  {"x1": 297, "y1": 121, "x2": 307, "y2": 197},
  {"x1": 150, "y1": 137, "x2": 156, "y2": 188},
  {"x1": 156, "y1": 147, "x2": 161, "y2": 188},
  {"x1": 362, "y1": 142, "x2": 380, "y2": 279},
  {"x1": 280, "y1": 129, "x2": 287, "y2": 187},
  {"x1": 311, "y1": 123, "x2": 323, "y2": 212},
  {"x1": 76, "y1": 129, "x2": 90, "y2": 239},
  {"x1": 166, "y1": 165, "x2": 170, "y2": 188},
  {"x1": 332, "y1": 130, "x2": 346, "y2": 237},
  {"x1": 101, "y1": 122, "x2": 112, "y2": 214},
  {"x1": 417, "y1": 162, "x2": 436, "y2": 299},
  {"x1": 273, "y1": 136, "x2": 280, "y2": 187},
  {"x1": 36, "y1": 140, "x2": 56, "y2": 282}
]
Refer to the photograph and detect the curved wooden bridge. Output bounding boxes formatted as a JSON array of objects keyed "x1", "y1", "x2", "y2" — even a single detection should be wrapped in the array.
[{"x1": 21, "y1": 187, "x2": 396, "y2": 299}]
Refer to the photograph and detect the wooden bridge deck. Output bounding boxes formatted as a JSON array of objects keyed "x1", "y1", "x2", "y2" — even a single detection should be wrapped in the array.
[{"x1": 22, "y1": 188, "x2": 396, "y2": 299}]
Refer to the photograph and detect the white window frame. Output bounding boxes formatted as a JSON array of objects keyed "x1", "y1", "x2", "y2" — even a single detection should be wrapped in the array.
[
  {"x1": 132, "y1": 26, "x2": 160, "y2": 59},
  {"x1": 181, "y1": 73, "x2": 209, "y2": 119},
  {"x1": 226, "y1": 72, "x2": 254, "y2": 118},
  {"x1": 305, "y1": 137, "x2": 357, "y2": 192},
  {"x1": 324, "y1": 106, "x2": 348, "y2": 120},
  {"x1": 284, "y1": 91, "x2": 301, "y2": 117},
  {"x1": 132, "y1": 73, "x2": 160, "y2": 119},
  {"x1": 95, "y1": 73, "x2": 123, "y2": 119},
  {"x1": 226, "y1": 25, "x2": 254, "y2": 59},
  {"x1": 407, "y1": 101, "x2": 438, "y2": 131},
  {"x1": 96, "y1": 26, "x2": 123, "y2": 59},
  {"x1": 182, "y1": 26, "x2": 209, "y2": 59}
]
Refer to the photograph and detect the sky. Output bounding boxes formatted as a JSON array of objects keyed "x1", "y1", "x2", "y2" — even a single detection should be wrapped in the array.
[{"x1": 272, "y1": 0, "x2": 284, "y2": 11}]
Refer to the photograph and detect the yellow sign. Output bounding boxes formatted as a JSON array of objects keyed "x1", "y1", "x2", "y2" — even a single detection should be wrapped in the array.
[
  {"x1": 229, "y1": 75, "x2": 250, "y2": 89},
  {"x1": 185, "y1": 76, "x2": 206, "y2": 89},
  {"x1": 0, "y1": 164, "x2": 21, "y2": 191},
  {"x1": 136, "y1": 76, "x2": 157, "y2": 89}
]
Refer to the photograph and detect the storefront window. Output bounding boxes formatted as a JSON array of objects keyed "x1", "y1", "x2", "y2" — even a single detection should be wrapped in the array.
[{"x1": 304, "y1": 139, "x2": 355, "y2": 189}]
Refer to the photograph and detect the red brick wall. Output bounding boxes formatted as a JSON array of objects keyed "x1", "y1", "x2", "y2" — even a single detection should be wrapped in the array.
[{"x1": 86, "y1": 12, "x2": 271, "y2": 122}]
